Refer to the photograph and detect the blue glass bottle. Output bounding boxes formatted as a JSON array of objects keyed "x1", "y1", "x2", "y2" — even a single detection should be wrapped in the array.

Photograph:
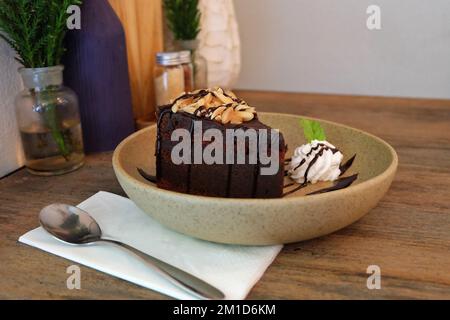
[{"x1": 63, "y1": 0, "x2": 135, "y2": 153}]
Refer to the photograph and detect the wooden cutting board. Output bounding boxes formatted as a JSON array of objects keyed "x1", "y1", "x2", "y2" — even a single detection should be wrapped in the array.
[{"x1": 109, "y1": 0, "x2": 164, "y2": 122}]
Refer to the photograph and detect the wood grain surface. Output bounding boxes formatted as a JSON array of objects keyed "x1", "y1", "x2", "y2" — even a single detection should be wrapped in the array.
[{"x1": 1, "y1": 91, "x2": 449, "y2": 299}]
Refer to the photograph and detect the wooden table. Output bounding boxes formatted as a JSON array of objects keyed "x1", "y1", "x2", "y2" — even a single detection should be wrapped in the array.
[{"x1": 1, "y1": 90, "x2": 449, "y2": 299}]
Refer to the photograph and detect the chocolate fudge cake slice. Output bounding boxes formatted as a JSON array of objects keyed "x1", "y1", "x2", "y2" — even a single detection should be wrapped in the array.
[{"x1": 156, "y1": 88, "x2": 287, "y2": 198}]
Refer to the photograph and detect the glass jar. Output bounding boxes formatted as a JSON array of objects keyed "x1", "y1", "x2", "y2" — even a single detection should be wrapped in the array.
[
  {"x1": 178, "y1": 51, "x2": 194, "y2": 92},
  {"x1": 15, "y1": 66, "x2": 85, "y2": 176},
  {"x1": 176, "y1": 40, "x2": 208, "y2": 89},
  {"x1": 154, "y1": 52, "x2": 185, "y2": 106}
]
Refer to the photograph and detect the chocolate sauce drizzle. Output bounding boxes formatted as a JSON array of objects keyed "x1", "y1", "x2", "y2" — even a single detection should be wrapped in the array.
[
  {"x1": 293, "y1": 143, "x2": 339, "y2": 172},
  {"x1": 137, "y1": 168, "x2": 157, "y2": 183},
  {"x1": 251, "y1": 133, "x2": 260, "y2": 197},
  {"x1": 307, "y1": 174, "x2": 358, "y2": 195},
  {"x1": 186, "y1": 119, "x2": 195, "y2": 193},
  {"x1": 172, "y1": 89, "x2": 245, "y2": 117},
  {"x1": 156, "y1": 108, "x2": 174, "y2": 181},
  {"x1": 172, "y1": 89, "x2": 209, "y2": 105},
  {"x1": 226, "y1": 164, "x2": 233, "y2": 197},
  {"x1": 284, "y1": 182, "x2": 295, "y2": 188},
  {"x1": 282, "y1": 184, "x2": 306, "y2": 197},
  {"x1": 339, "y1": 154, "x2": 356, "y2": 176},
  {"x1": 282, "y1": 153, "x2": 358, "y2": 197}
]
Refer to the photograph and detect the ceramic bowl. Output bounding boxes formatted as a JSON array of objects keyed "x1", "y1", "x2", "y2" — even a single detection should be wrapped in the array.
[{"x1": 113, "y1": 112, "x2": 398, "y2": 245}]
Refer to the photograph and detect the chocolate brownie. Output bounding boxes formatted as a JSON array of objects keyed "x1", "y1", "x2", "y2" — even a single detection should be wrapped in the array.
[{"x1": 155, "y1": 88, "x2": 286, "y2": 198}]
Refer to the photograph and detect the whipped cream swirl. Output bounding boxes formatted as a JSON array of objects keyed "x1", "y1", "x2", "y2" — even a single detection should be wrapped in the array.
[{"x1": 287, "y1": 140, "x2": 343, "y2": 185}]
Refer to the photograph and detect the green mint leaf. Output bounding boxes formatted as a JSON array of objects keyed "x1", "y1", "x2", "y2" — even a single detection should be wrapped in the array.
[
  {"x1": 300, "y1": 119, "x2": 326, "y2": 142},
  {"x1": 300, "y1": 119, "x2": 314, "y2": 142},
  {"x1": 311, "y1": 121, "x2": 326, "y2": 141}
]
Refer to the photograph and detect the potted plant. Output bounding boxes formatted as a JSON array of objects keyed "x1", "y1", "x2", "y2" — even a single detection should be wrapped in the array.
[
  {"x1": 164, "y1": 0, "x2": 208, "y2": 89},
  {"x1": 0, "y1": 0, "x2": 85, "y2": 176}
]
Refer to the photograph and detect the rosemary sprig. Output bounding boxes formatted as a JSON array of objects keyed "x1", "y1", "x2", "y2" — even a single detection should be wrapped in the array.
[
  {"x1": 164, "y1": 0, "x2": 201, "y2": 40},
  {"x1": 0, "y1": 0, "x2": 82, "y2": 159},
  {"x1": 0, "y1": 0, "x2": 82, "y2": 68}
]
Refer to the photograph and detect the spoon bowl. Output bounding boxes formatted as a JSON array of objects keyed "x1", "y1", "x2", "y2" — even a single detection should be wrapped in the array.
[{"x1": 39, "y1": 204, "x2": 102, "y2": 244}]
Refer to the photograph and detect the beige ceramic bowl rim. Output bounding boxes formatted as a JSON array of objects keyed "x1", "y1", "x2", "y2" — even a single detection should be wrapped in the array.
[{"x1": 113, "y1": 112, "x2": 398, "y2": 204}]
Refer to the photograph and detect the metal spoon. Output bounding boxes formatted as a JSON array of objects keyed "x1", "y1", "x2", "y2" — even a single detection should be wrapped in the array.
[{"x1": 39, "y1": 204, "x2": 225, "y2": 300}]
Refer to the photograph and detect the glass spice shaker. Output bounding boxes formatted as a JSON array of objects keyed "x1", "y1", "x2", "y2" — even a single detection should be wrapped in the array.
[
  {"x1": 175, "y1": 40, "x2": 208, "y2": 90},
  {"x1": 154, "y1": 52, "x2": 185, "y2": 106},
  {"x1": 178, "y1": 51, "x2": 194, "y2": 93}
]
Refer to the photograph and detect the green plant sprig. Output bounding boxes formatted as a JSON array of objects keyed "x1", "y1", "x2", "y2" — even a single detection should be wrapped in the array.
[
  {"x1": 300, "y1": 119, "x2": 327, "y2": 142},
  {"x1": 0, "y1": 0, "x2": 82, "y2": 160},
  {"x1": 164, "y1": 0, "x2": 201, "y2": 41},
  {"x1": 0, "y1": 0, "x2": 82, "y2": 68}
]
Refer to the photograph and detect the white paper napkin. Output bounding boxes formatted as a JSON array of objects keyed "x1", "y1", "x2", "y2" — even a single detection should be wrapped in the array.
[{"x1": 19, "y1": 191, "x2": 282, "y2": 300}]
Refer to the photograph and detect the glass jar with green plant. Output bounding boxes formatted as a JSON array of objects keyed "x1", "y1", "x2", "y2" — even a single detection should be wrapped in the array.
[
  {"x1": 164, "y1": 0, "x2": 208, "y2": 89},
  {"x1": 0, "y1": 0, "x2": 85, "y2": 176}
]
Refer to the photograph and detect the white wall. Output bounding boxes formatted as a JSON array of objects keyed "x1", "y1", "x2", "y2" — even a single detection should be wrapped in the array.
[
  {"x1": 0, "y1": 39, "x2": 24, "y2": 178},
  {"x1": 234, "y1": 0, "x2": 450, "y2": 99}
]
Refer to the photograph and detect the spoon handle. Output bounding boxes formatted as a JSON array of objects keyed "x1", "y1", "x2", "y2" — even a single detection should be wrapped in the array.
[{"x1": 100, "y1": 239, "x2": 225, "y2": 300}]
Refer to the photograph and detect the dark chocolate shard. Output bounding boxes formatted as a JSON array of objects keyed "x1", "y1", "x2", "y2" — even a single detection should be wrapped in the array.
[
  {"x1": 282, "y1": 184, "x2": 307, "y2": 197},
  {"x1": 284, "y1": 182, "x2": 295, "y2": 188},
  {"x1": 307, "y1": 174, "x2": 359, "y2": 196},
  {"x1": 339, "y1": 154, "x2": 357, "y2": 176},
  {"x1": 137, "y1": 167, "x2": 157, "y2": 183}
]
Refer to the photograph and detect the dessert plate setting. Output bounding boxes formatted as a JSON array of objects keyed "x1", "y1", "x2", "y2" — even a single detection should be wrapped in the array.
[{"x1": 113, "y1": 88, "x2": 398, "y2": 245}]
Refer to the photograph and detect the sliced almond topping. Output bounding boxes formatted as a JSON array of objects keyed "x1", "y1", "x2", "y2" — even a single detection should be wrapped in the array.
[
  {"x1": 235, "y1": 104, "x2": 249, "y2": 111},
  {"x1": 211, "y1": 106, "x2": 227, "y2": 120},
  {"x1": 193, "y1": 98, "x2": 206, "y2": 109},
  {"x1": 203, "y1": 93, "x2": 213, "y2": 107},
  {"x1": 225, "y1": 90, "x2": 237, "y2": 99},
  {"x1": 220, "y1": 107, "x2": 233, "y2": 124},
  {"x1": 210, "y1": 96, "x2": 223, "y2": 108},
  {"x1": 170, "y1": 88, "x2": 256, "y2": 124},
  {"x1": 214, "y1": 89, "x2": 235, "y2": 104},
  {"x1": 182, "y1": 105, "x2": 198, "y2": 114},
  {"x1": 240, "y1": 111, "x2": 255, "y2": 122}
]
